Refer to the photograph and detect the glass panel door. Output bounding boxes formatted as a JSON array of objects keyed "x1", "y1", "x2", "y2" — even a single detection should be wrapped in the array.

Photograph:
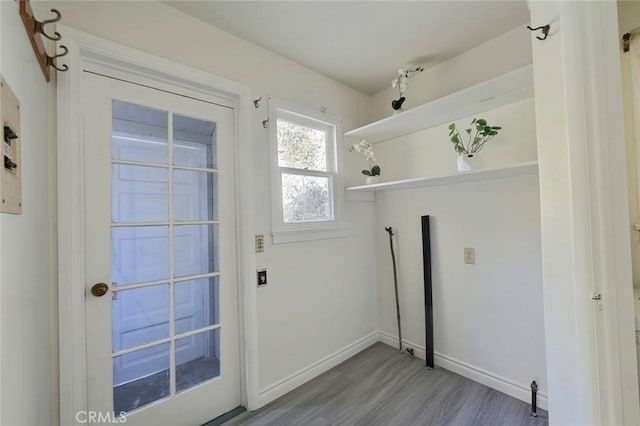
[
  {"x1": 83, "y1": 73, "x2": 240, "y2": 426},
  {"x1": 111, "y1": 102, "x2": 223, "y2": 413}
]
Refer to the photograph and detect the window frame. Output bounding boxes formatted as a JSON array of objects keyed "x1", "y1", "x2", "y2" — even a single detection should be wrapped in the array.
[{"x1": 268, "y1": 96, "x2": 346, "y2": 244}]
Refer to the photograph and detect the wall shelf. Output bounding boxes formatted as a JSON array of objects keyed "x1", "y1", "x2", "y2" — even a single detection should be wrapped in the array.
[
  {"x1": 346, "y1": 161, "x2": 538, "y2": 193},
  {"x1": 344, "y1": 65, "x2": 534, "y2": 145}
]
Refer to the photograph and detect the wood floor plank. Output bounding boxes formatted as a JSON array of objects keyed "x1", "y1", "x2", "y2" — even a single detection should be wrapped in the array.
[{"x1": 226, "y1": 343, "x2": 548, "y2": 426}]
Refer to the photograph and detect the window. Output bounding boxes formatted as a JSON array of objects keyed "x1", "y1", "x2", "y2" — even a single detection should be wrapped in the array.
[{"x1": 269, "y1": 97, "x2": 345, "y2": 243}]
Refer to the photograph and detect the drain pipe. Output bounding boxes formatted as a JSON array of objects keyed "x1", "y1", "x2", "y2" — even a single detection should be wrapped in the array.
[{"x1": 530, "y1": 380, "x2": 538, "y2": 417}]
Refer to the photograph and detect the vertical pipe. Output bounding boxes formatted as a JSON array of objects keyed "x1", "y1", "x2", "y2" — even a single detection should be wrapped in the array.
[
  {"x1": 421, "y1": 216, "x2": 434, "y2": 368},
  {"x1": 385, "y1": 227, "x2": 402, "y2": 352},
  {"x1": 530, "y1": 380, "x2": 538, "y2": 417}
]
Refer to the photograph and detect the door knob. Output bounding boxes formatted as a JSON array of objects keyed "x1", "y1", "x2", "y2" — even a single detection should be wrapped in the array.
[{"x1": 91, "y1": 282, "x2": 109, "y2": 297}]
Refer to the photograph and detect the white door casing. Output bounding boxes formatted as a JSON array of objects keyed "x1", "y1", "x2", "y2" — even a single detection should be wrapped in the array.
[
  {"x1": 57, "y1": 26, "x2": 259, "y2": 426},
  {"x1": 530, "y1": 0, "x2": 640, "y2": 424}
]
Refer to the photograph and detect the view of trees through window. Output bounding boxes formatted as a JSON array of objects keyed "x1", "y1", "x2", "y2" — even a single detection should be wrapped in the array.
[{"x1": 277, "y1": 119, "x2": 332, "y2": 223}]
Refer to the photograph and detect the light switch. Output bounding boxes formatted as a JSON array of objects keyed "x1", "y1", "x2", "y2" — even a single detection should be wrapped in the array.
[
  {"x1": 255, "y1": 234, "x2": 264, "y2": 253},
  {"x1": 464, "y1": 248, "x2": 476, "y2": 265},
  {"x1": 1, "y1": 76, "x2": 21, "y2": 214}
]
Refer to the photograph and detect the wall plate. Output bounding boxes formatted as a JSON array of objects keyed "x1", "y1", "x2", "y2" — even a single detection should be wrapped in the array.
[
  {"x1": 257, "y1": 269, "x2": 267, "y2": 287},
  {"x1": 464, "y1": 247, "x2": 476, "y2": 264},
  {"x1": 1, "y1": 76, "x2": 22, "y2": 214}
]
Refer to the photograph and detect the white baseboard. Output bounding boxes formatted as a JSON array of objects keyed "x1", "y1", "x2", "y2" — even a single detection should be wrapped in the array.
[
  {"x1": 257, "y1": 331, "x2": 379, "y2": 407},
  {"x1": 376, "y1": 330, "x2": 548, "y2": 410}
]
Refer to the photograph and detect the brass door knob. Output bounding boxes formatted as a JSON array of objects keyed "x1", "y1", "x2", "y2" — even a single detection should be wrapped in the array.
[{"x1": 91, "y1": 282, "x2": 109, "y2": 297}]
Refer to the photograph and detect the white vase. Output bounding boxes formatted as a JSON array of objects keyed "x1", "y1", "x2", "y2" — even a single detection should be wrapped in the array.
[
  {"x1": 456, "y1": 154, "x2": 482, "y2": 172},
  {"x1": 366, "y1": 176, "x2": 379, "y2": 185}
]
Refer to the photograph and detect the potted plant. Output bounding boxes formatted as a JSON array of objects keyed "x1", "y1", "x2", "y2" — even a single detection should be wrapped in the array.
[
  {"x1": 391, "y1": 66, "x2": 423, "y2": 114},
  {"x1": 448, "y1": 118, "x2": 502, "y2": 171},
  {"x1": 350, "y1": 140, "x2": 381, "y2": 184}
]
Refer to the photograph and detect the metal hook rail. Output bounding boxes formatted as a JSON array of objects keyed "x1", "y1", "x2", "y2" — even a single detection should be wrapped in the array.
[{"x1": 19, "y1": 0, "x2": 68, "y2": 82}]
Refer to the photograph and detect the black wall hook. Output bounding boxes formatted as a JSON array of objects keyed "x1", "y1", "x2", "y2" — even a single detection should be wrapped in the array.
[{"x1": 527, "y1": 24, "x2": 550, "y2": 41}]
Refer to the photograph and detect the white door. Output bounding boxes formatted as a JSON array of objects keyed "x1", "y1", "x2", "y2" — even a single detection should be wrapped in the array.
[{"x1": 83, "y1": 71, "x2": 241, "y2": 426}]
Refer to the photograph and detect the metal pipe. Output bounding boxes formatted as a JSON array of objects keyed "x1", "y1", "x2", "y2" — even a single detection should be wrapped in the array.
[
  {"x1": 385, "y1": 226, "x2": 402, "y2": 352},
  {"x1": 530, "y1": 380, "x2": 538, "y2": 417}
]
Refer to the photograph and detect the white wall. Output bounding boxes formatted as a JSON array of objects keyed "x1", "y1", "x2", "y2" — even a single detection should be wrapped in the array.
[
  {"x1": 0, "y1": 1, "x2": 55, "y2": 425},
  {"x1": 368, "y1": 25, "x2": 532, "y2": 122},
  {"x1": 619, "y1": 0, "x2": 640, "y2": 288},
  {"x1": 49, "y1": 0, "x2": 377, "y2": 408},
  {"x1": 367, "y1": 25, "x2": 546, "y2": 407},
  {"x1": 375, "y1": 175, "x2": 547, "y2": 405},
  {"x1": 372, "y1": 98, "x2": 537, "y2": 181}
]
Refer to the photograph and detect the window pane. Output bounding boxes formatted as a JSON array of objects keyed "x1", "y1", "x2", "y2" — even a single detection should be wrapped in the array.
[
  {"x1": 112, "y1": 226, "x2": 169, "y2": 285},
  {"x1": 173, "y1": 114, "x2": 217, "y2": 169},
  {"x1": 112, "y1": 284, "x2": 170, "y2": 352},
  {"x1": 175, "y1": 277, "x2": 219, "y2": 335},
  {"x1": 173, "y1": 170, "x2": 217, "y2": 222},
  {"x1": 277, "y1": 119, "x2": 327, "y2": 171},
  {"x1": 112, "y1": 100, "x2": 168, "y2": 164},
  {"x1": 176, "y1": 329, "x2": 220, "y2": 393},
  {"x1": 281, "y1": 173, "x2": 332, "y2": 223},
  {"x1": 113, "y1": 343, "x2": 170, "y2": 414},
  {"x1": 174, "y1": 224, "x2": 219, "y2": 277},
  {"x1": 112, "y1": 164, "x2": 168, "y2": 223}
]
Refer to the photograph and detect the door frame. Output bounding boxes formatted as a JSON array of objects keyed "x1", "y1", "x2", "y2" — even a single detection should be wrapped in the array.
[
  {"x1": 56, "y1": 25, "x2": 259, "y2": 425},
  {"x1": 529, "y1": 0, "x2": 640, "y2": 424}
]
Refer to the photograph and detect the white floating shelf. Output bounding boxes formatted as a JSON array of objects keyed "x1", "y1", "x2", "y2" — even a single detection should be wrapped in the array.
[
  {"x1": 344, "y1": 65, "x2": 534, "y2": 145},
  {"x1": 346, "y1": 161, "x2": 539, "y2": 193}
]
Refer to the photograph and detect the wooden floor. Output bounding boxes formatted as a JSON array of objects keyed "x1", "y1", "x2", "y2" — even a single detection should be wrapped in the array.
[{"x1": 227, "y1": 342, "x2": 548, "y2": 426}]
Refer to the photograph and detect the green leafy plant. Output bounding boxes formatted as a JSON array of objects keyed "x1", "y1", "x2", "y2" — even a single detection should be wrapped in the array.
[{"x1": 448, "y1": 118, "x2": 502, "y2": 155}]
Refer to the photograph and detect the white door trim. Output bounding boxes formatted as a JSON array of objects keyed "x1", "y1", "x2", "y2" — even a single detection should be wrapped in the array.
[
  {"x1": 531, "y1": 1, "x2": 640, "y2": 424},
  {"x1": 563, "y1": 2, "x2": 640, "y2": 424},
  {"x1": 56, "y1": 25, "x2": 259, "y2": 425}
]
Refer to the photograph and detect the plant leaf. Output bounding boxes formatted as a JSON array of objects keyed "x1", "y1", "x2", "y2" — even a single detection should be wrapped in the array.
[{"x1": 362, "y1": 169, "x2": 371, "y2": 176}]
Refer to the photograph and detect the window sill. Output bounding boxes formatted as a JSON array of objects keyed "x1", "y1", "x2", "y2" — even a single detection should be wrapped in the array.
[{"x1": 271, "y1": 226, "x2": 348, "y2": 244}]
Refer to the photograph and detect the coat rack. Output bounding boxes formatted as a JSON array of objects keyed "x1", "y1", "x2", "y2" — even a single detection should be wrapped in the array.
[{"x1": 19, "y1": 0, "x2": 68, "y2": 82}]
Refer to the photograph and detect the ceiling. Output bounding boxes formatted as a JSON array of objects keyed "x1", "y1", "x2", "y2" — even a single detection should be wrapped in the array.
[{"x1": 165, "y1": 1, "x2": 530, "y2": 95}]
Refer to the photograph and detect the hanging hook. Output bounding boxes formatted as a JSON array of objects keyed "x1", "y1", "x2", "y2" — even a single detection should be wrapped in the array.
[
  {"x1": 623, "y1": 33, "x2": 631, "y2": 53},
  {"x1": 262, "y1": 118, "x2": 269, "y2": 129},
  {"x1": 34, "y1": 8, "x2": 62, "y2": 41},
  {"x1": 527, "y1": 24, "x2": 550, "y2": 41},
  {"x1": 46, "y1": 45, "x2": 69, "y2": 72},
  {"x1": 254, "y1": 97, "x2": 262, "y2": 109}
]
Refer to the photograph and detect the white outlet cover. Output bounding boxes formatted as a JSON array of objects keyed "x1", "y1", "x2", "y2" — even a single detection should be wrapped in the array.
[{"x1": 464, "y1": 248, "x2": 476, "y2": 264}]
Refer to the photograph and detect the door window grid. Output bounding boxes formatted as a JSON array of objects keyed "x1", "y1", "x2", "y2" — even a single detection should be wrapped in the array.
[{"x1": 110, "y1": 104, "x2": 221, "y2": 409}]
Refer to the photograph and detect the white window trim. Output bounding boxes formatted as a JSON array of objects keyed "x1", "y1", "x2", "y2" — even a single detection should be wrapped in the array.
[{"x1": 268, "y1": 96, "x2": 346, "y2": 244}]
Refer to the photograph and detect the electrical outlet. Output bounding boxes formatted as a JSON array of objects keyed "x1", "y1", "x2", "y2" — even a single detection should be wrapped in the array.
[
  {"x1": 464, "y1": 248, "x2": 476, "y2": 264},
  {"x1": 255, "y1": 234, "x2": 264, "y2": 253},
  {"x1": 257, "y1": 269, "x2": 267, "y2": 287}
]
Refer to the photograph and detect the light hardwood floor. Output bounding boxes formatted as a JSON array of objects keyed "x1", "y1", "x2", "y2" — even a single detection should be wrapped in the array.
[{"x1": 226, "y1": 342, "x2": 548, "y2": 426}]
